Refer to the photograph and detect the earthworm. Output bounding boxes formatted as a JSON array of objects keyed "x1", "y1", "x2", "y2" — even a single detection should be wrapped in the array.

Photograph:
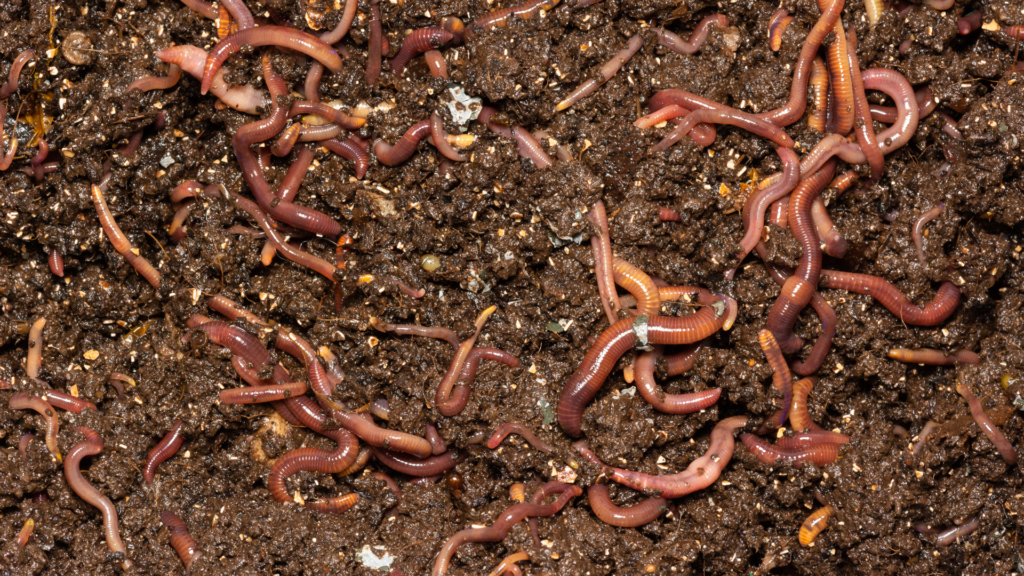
[
  {"x1": 127, "y1": 64, "x2": 182, "y2": 92},
  {"x1": 47, "y1": 247, "x2": 64, "y2": 277},
  {"x1": 366, "y1": 0, "x2": 382, "y2": 84},
  {"x1": 16, "y1": 518, "x2": 34, "y2": 548},
  {"x1": 289, "y1": 101, "x2": 365, "y2": 130},
  {"x1": 612, "y1": 257, "x2": 659, "y2": 317},
  {"x1": 654, "y1": 14, "x2": 728, "y2": 55},
  {"x1": 823, "y1": 16, "x2": 854, "y2": 135},
  {"x1": 43, "y1": 390, "x2": 97, "y2": 413},
  {"x1": 487, "y1": 550, "x2": 529, "y2": 576},
  {"x1": 756, "y1": 0, "x2": 842, "y2": 126},
  {"x1": 441, "y1": 17, "x2": 466, "y2": 43},
  {"x1": 893, "y1": 425, "x2": 909, "y2": 439},
  {"x1": 740, "y1": 433, "x2": 840, "y2": 467},
  {"x1": 271, "y1": 124, "x2": 301, "y2": 157},
  {"x1": 431, "y1": 483, "x2": 581, "y2": 576},
  {"x1": 64, "y1": 427, "x2": 132, "y2": 570},
  {"x1": 766, "y1": 160, "x2": 836, "y2": 352},
  {"x1": 371, "y1": 446, "x2": 465, "y2": 476},
  {"x1": 307, "y1": 493, "x2": 360, "y2": 514},
  {"x1": 10, "y1": 393, "x2": 61, "y2": 461},
  {"x1": 653, "y1": 107, "x2": 795, "y2": 151},
  {"x1": 92, "y1": 185, "x2": 162, "y2": 288},
  {"x1": 847, "y1": 29, "x2": 884, "y2": 185},
  {"x1": 730, "y1": 147, "x2": 800, "y2": 274},
  {"x1": 478, "y1": 106, "x2": 513, "y2": 137},
  {"x1": 207, "y1": 294, "x2": 267, "y2": 325},
  {"x1": 160, "y1": 511, "x2": 202, "y2": 569},
  {"x1": 799, "y1": 506, "x2": 834, "y2": 546},
  {"x1": 957, "y1": 11, "x2": 981, "y2": 35},
  {"x1": 588, "y1": 200, "x2": 621, "y2": 324},
  {"x1": 277, "y1": 146, "x2": 315, "y2": 202},
  {"x1": 371, "y1": 471, "x2": 402, "y2": 508},
  {"x1": 435, "y1": 306, "x2": 498, "y2": 416},
  {"x1": 776, "y1": 428, "x2": 849, "y2": 448},
  {"x1": 220, "y1": 382, "x2": 308, "y2": 404},
  {"x1": 956, "y1": 384, "x2": 1018, "y2": 465},
  {"x1": 179, "y1": 0, "x2": 218, "y2": 19},
  {"x1": 758, "y1": 330, "x2": 794, "y2": 429},
  {"x1": 298, "y1": 123, "x2": 341, "y2": 141},
  {"x1": 431, "y1": 113, "x2": 466, "y2": 161},
  {"x1": 304, "y1": 61, "x2": 324, "y2": 103},
  {"x1": 769, "y1": 197, "x2": 789, "y2": 227},
  {"x1": 487, "y1": 422, "x2": 554, "y2": 453},
  {"x1": 425, "y1": 424, "x2": 447, "y2": 455},
  {"x1": 369, "y1": 398, "x2": 390, "y2": 420},
  {"x1": 424, "y1": 50, "x2": 448, "y2": 78},
  {"x1": 339, "y1": 446, "x2": 372, "y2": 476},
  {"x1": 511, "y1": 126, "x2": 553, "y2": 169},
  {"x1": 0, "y1": 49, "x2": 34, "y2": 99},
  {"x1": 390, "y1": 27, "x2": 453, "y2": 74},
  {"x1": 586, "y1": 484, "x2": 668, "y2": 527},
  {"x1": 171, "y1": 180, "x2": 202, "y2": 203},
  {"x1": 322, "y1": 136, "x2": 370, "y2": 179},
  {"x1": 789, "y1": 377, "x2": 815, "y2": 433},
  {"x1": 31, "y1": 139, "x2": 50, "y2": 182},
  {"x1": 201, "y1": 27, "x2": 342, "y2": 94},
  {"x1": 169, "y1": 203, "x2": 193, "y2": 242},
  {"x1": 107, "y1": 372, "x2": 134, "y2": 399},
  {"x1": 664, "y1": 340, "x2": 706, "y2": 374},
  {"x1": 819, "y1": 271, "x2": 960, "y2": 325},
  {"x1": 807, "y1": 57, "x2": 829, "y2": 133},
  {"x1": 394, "y1": 279, "x2": 426, "y2": 298},
  {"x1": 870, "y1": 86, "x2": 934, "y2": 124},
  {"x1": 936, "y1": 516, "x2": 980, "y2": 546},
  {"x1": 558, "y1": 300, "x2": 730, "y2": 436},
  {"x1": 155, "y1": 45, "x2": 267, "y2": 114},
  {"x1": 658, "y1": 206, "x2": 682, "y2": 221},
  {"x1": 634, "y1": 346, "x2": 721, "y2": 414},
  {"x1": 810, "y1": 197, "x2": 846, "y2": 257},
  {"x1": 911, "y1": 421, "x2": 938, "y2": 457},
  {"x1": 919, "y1": 0, "x2": 953, "y2": 8},
  {"x1": 636, "y1": 100, "x2": 716, "y2": 145},
  {"x1": 220, "y1": 0, "x2": 253, "y2": 30},
  {"x1": 0, "y1": 103, "x2": 17, "y2": 170},
  {"x1": 144, "y1": 419, "x2": 185, "y2": 484},
  {"x1": 374, "y1": 119, "x2": 432, "y2": 166},
  {"x1": 889, "y1": 348, "x2": 979, "y2": 365},
  {"x1": 25, "y1": 317, "x2": 45, "y2": 378},
  {"x1": 19, "y1": 434, "x2": 35, "y2": 459},
  {"x1": 556, "y1": 34, "x2": 642, "y2": 111},
  {"x1": 469, "y1": 0, "x2": 560, "y2": 35},
  {"x1": 371, "y1": 317, "x2": 460, "y2": 347},
  {"x1": 226, "y1": 225, "x2": 264, "y2": 238},
  {"x1": 1006, "y1": 26, "x2": 1024, "y2": 40},
  {"x1": 864, "y1": 69, "x2": 921, "y2": 155},
  {"x1": 768, "y1": 10, "x2": 793, "y2": 51},
  {"x1": 575, "y1": 416, "x2": 747, "y2": 497},
  {"x1": 936, "y1": 113, "x2": 963, "y2": 142}
]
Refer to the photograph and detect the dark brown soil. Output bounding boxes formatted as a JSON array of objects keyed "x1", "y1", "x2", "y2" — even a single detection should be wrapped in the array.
[{"x1": 2, "y1": 0, "x2": 1023, "y2": 574}]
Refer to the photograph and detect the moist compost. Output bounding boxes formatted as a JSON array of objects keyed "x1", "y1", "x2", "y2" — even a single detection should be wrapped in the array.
[{"x1": 1, "y1": 0, "x2": 1023, "y2": 574}]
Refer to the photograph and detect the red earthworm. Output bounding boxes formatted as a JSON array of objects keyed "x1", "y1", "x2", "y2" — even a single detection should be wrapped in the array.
[
  {"x1": 653, "y1": 14, "x2": 728, "y2": 55},
  {"x1": 48, "y1": 247, "x2": 64, "y2": 277},
  {"x1": 478, "y1": 106, "x2": 514, "y2": 137},
  {"x1": 639, "y1": 101, "x2": 717, "y2": 145},
  {"x1": 847, "y1": 29, "x2": 884, "y2": 185},
  {"x1": 31, "y1": 138, "x2": 49, "y2": 182},
  {"x1": 220, "y1": 381, "x2": 308, "y2": 404},
  {"x1": 394, "y1": 279, "x2": 426, "y2": 298},
  {"x1": 19, "y1": 433, "x2": 35, "y2": 459},
  {"x1": 127, "y1": 64, "x2": 182, "y2": 92},
  {"x1": 92, "y1": 183, "x2": 162, "y2": 288},
  {"x1": 910, "y1": 421, "x2": 938, "y2": 457},
  {"x1": 589, "y1": 200, "x2": 620, "y2": 324},
  {"x1": 936, "y1": 516, "x2": 980, "y2": 546},
  {"x1": 16, "y1": 518, "x2": 34, "y2": 548},
  {"x1": 808, "y1": 56, "x2": 829, "y2": 133},
  {"x1": 556, "y1": 34, "x2": 641, "y2": 111},
  {"x1": 0, "y1": 103, "x2": 17, "y2": 170},
  {"x1": 179, "y1": 0, "x2": 218, "y2": 19},
  {"x1": 424, "y1": 50, "x2": 448, "y2": 78},
  {"x1": 919, "y1": 0, "x2": 953, "y2": 8},
  {"x1": 322, "y1": 136, "x2": 369, "y2": 179},
  {"x1": 10, "y1": 393, "x2": 61, "y2": 461},
  {"x1": 740, "y1": 433, "x2": 840, "y2": 467},
  {"x1": 487, "y1": 550, "x2": 529, "y2": 576},
  {"x1": 462, "y1": 347, "x2": 521, "y2": 382},
  {"x1": 306, "y1": 493, "x2": 360, "y2": 514},
  {"x1": 664, "y1": 340, "x2": 706, "y2": 374},
  {"x1": 367, "y1": 0, "x2": 383, "y2": 84},
  {"x1": 819, "y1": 271, "x2": 960, "y2": 325},
  {"x1": 658, "y1": 206, "x2": 682, "y2": 221},
  {"x1": 320, "y1": 0, "x2": 358, "y2": 44},
  {"x1": 635, "y1": 346, "x2": 721, "y2": 414},
  {"x1": 635, "y1": 104, "x2": 687, "y2": 128},
  {"x1": 810, "y1": 198, "x2": 846, "y2": 257},
  {"x1": 371, "y1": 471, "x2": 402, "y2": 507},
  {"x1": 338, "y1": 446, "x2": 372, "y2": 477},
  {"x1": 575, "y1": 416, "x2": 747, "y2": 497},
  {"x1": 169, "y1": 202, "x2": 193, "y2": 243},
  {"x1": 226, "y1": 225, "x2": 264, "y2": 238},
  {"x1": 160, "y1": 511, "x2": 202, "y2": 569},
  {"x1": 957, "y1": 11, "x2": 981, "y2": 35},
  {"x1": 511, "y1": 126, "x2": 553, "y2": 169},
  {"x1": 276, "y1": 146, "x2": 315, "y2": 202},
  {"x1": 144, "y1": 419, "x2": 185, "y2": 484},
  {"x1": 768, "y1": 10, "x2": 793, "y2": 51},
  {"x1": 487, "y1": 422, "x2": 554, "y2": 453},
  {"x1": 26, "y1": 317, "x2": 45, "y2": 378},
  {"x1": 769, "y1": 197, "x2": 788, "y2": 227},
  {"x1": 430, "y1": 113, "x2": 466, "y2": 162},
  {"x1": 776, "y1": 428, "x2": 849, "y2": 448},
  {"x1": 939, "y1": 112, "x2": 963, "y2": 140},
  {"x1": 220, "y1": 0, "x2": 253, "y2": 30},
  {"x1": 870, "y1": 86, "x2": 934, "y2": 123},
  {"x1": 371, "y1": 446, "x2": 465, "y2": 476},
  {"x1": 155, "y1": 45, "x2": 266, "y2": 114},
  {"x1": 612, "y1": 257, "x2": 659, "y2": 317},
  {"x1": 201, "y1": 27, "x2": 342, "y2": 95},
  {"x1": 822, "y1": 17, "x2": 854, "y2": 134},
  {"x1": 431, "y1": 483, "x2": 581, "y2": 576},
  {"x1": 371, "y1": 317, "x2": 460, "y2": 348},
  {"x1": 298, "y1": 123, "x2": 341, "y2": 141},
  {"x1": 0, "y1": 49, "x2": 35, "y2": 99},
  {"x1": 107, "y1": 372, "x2": 134, "y2": 399},
  {"x1": 425, "y1": 424, "x2": 447, "y2": 455},
  {"x1": 304, "y1": 62, "x2": 324, "y2": 103},
  {"x1": 171, "y1": 180, "x2": 202, "y2": 203},
  {"x1": 42, "y1": 389, "x2": 97, "y2": 413},
  {"x1": 654, "y1": 107, "x2": 795, "y2": 151},
  {"x1": 956, "y1": 384, "x2": 1018, "y2": 465},
  {"x1": 789, "y1": 376, "x2": 814, "y2": 433},
  {"x1": 586, "y1": 484, "x2": 668, "y2": 527},
  {"x1": 271, "y1": 123, "x2": 301, "y2": 157},
  {"x1": 889, "y1": 348, "x2": 979, "y2": 366},
  {"x1": 369, "y1": 399, "x2": 390, "y2": 421},
  {"x1": 729, "y1": 147, "x2": 800, "y2": 276},
  {"x1": 558, "y1": 299, "x2": 730, "y2": 436},
  {"x1": 374, "y1": 119, "x2": 432, "y2": 166},
  {"x1": 207, "y1": 294, "x2": 267, "y2": 325},
  {"x1": 65, "y1": 427, "x2": 132, "y2": 570},
  {"x1": 864, "y1": 69, "x2": 921, "y2": 154},
  {"x1": 410, "y1": 475, "x2": 442, "y2": 486},
  {"x1": 289, "y1": 100, "x2": 365, "y2": 131},
  {"x1": 1006, "y1": 26, "x2": 1024, "y2": 40},
  {"x1": 756, "y1": 0, "x2": 842, "y2": 126},
  {"x1": 390, "y1": 27, "x2": 453, "y2": 74},
  {"x1": 799, "y1": 505, "x2": 834, "y2": 546},
  {"x1": 469, "y1": 0, "x2": 561, "y2": 35},
  {"x1": 435, "y1": 306, "x2": 498, "y2": 416},
  {"x1": 441, "y1": 17, "x2": 466, "y2": 43},
  {"x1": 759, "y1": 330, "x2": 794, "y2": 429}
]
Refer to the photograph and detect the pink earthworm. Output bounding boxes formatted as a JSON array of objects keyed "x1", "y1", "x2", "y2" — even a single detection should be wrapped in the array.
[
  {"x1": 956, "y1": 384, "x2": 1018, "y2": 465},
  {"x1": 653, "y1": 107, "x2": 795, "y2": 151},
  {"x1": 201, "y1": 27, "x2": 342, "y2": 94},
  {"x1": 612, "y1": 257, "x2": 659, "y2": 317},
  {"x1": 155, "y1": 45, "x2": 267, "y2": 114},
  {"x1": 10, "y1": 393, "x2": 61, "y2": 461},
  {"x1": 16, "y1": 519, "x2": 34, "y2": 548},
  {"x1": 0, "y1": 103, "x2": 18, "y2": 170},
  {"x1": 144, "y1": 419, "x2": 185, "y2": 484},
  {"x1": 487, "y1": 422, "x2": 554, "y2": 453},
  {"x1": 338, "y1": 446, "x2": 372, "y2": 477},
  {"x1": 910, "y1": 421, "x2": 939, "y2": 457},
  {"x1": 433, "y1": 306, "x2": 500, "y2": 416},
  {"x1": 634, "y1": 346, "x2": 721, "y2": 414},
  {"x1": 768, "y1": 10, "x2": 793, "y2": 51},
  {"x1": 220, "y1": 0, "x2": 254, "y2": 30},
  {"x1": 810, "y1": 199, "x2": 846, "y2": 258},
  {"x1": 892, "y1": 425, "x2": 909, "y2": 440},
  {"x1": 179, "y1": 0, "x2": 218, "y2": 19},
  {"x1": 170, "y1": 180, "x2": 202, "y2": 203},
  {"x1": 371, "y1": 446, "x2": 466, "y2": 476},
  {"x1": 486, "y1": 551, "x2": 528, "y2": 576},
  {"x1": 320, "y1": 0, "x2": 358, "y2": 45},
  {"x1": 639, "y1": 97, "x2": 717, "y2": 145},
  {"x1": 511, "y1": 126, "x2": 553, "y2": 169},
  {"x1": 912, "y1": 203, "x2": 945, "y2": 266},
  {"x1": 169, "y1": 203, "x2": 193, "y2": 243},
  {"x1": 586, "y1": 484, "x2": 668, "y2": 527},
  {"x1": 394, "y1": 279, "x2": 426, "y2": 298},
  {"x1": 304, "y1": 61, "x2": 325, "y2": 103},
  {"x1": 663, "y1": 339, "x2": 706, "y2": 374},
  {"x1": 468, "y1": 0, "x2": 561, "y2": 36},
  {"x1": 958, "y1": 11, "x2": 981, "y2": 35},
  {"x1": 431, "y1": 483, "x2": 581, "y2": 576},
  {"x1": 374, "y1": 119, "x2": 432, "y2": 166},
  {"x1": 42, "y1": 390, "x2": 97, "y2": 413},
  {"x1": 220, "y1": 381, "x2": 308, "y2": 404},
  {"x1": 368, "y1": 398, "x2": 390, "y2": 421},
  {"x1": 635, "y1": 104, "x2": 689, "y2": 129},
  {"x1": 322, "y1": 136, "x2": 370, "y2": 179},
  {"x1": 228, "y1": 358, "x2": 305, "y2": 426},
  {"x1": 31, "y1": 138, "x2": 50, "y2": 182},
  {"x1": 808, "y1": 56, "x2": 829, "y2": 133},
  {"x1": 889, "y1": 348, "x2": 979, "y2": 365},
  {"x1": 92, "y1": 185, "x2": 162, "y2": 288},
  {"x1": 366, "y1": 0, "x2": 383, "y2": 84},
  {"x1": 654, "y1": 14, "x2": 729, "y2": 55},
  {"x1": 556, "y1": 34, "x2": 642, "y2": 111},
  {"x1": 271, "y1": 123, "x2": 301, "y2": 157},
  {"x1": 741, "y1": 433, "x2": 841, "y2": 467},
  {"x1": 390, "y1": 27, "x2": 454, "y2": 74},
  {"x1": 127, "y1": 64, "x2": 182, "y2": 92},
  {"x1": 289, "y1": 101, "x2": 365, "y2": 130},
  {"x1": 776, "y1": 428, "x2": 850, "y2": 448},
  {"x1": 939, "y1": 112, "x2": 963, "y2": 140},
  {"x1": 64, "y1": 427, "x2": 133, "y2": 570},
  {"x1": 226, "y1": 225, "x2": 264, "y2": 238},
  {"x1": 935, "y1": 516, "x2": 980, "y2": 546},
  {"x1": 819, "y1": 270, "x2": 960, "y2": 325},
  {"x1": 424, "y1": 50, "x2": 448, "y2": 78},
  {"x1": 588, "y1": 200, "x2": 622, "y2": 324},
  {"x1": 918, "y1": 0, "x2": 953, "y2": 8},
  {"x1": 160, "y1": 511, "x2": 202, "y2": 569},
  {"x1": 370, "y1": 317, "x2": 460, "y2": 348},
  {"x1": 107, "y1": 372, "x2": 134, "y2": 399},
  {"x1": 206, "y1": 294, "x2": 267, "y2": 325},
  {"x1": 477, "y1": 106, "x2": 513, "y2": 137},
  {"x1": 47, "y1": 247, "x2": 63, "y2": 277},
  {"x1": 25, "y1": 317, "x2": 45, "y2": 378},
  {"x1": 758, "y1": 330, "x2": 795, "y2": 429},
  {"x1": 574, "y1": 415, "x2": 747, "y2": 497},
  {"x1": 870, "y1": 86, "x2": 935, "y2": 123},
  {"x1": 298, "y1": 123, "x2": 341, "y2": 141},
  {"x1": 19, "y1": 433, "x2": 35, "y2": 459},
  {"x1": 658, "y1": 206, "x2": 682, "y2": 221},
  {"x1": 728, "y1": 146, "x2": 800, "y2": 277},
  {"x1": 0, "y1": 49, "x2": 35, "y2": 99},
  {"x1": 430, "y1": 112, "x2": 466, "y2": 161},
  {"x1": 424, "y1": 424, "x2": 447, "y2": 455},
  {"x1": 277, "y1": 146, "x2": 315, "y2": 202},
  {"x1": 847, "y1": 28, "x2": 884, "y2": 185}
]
